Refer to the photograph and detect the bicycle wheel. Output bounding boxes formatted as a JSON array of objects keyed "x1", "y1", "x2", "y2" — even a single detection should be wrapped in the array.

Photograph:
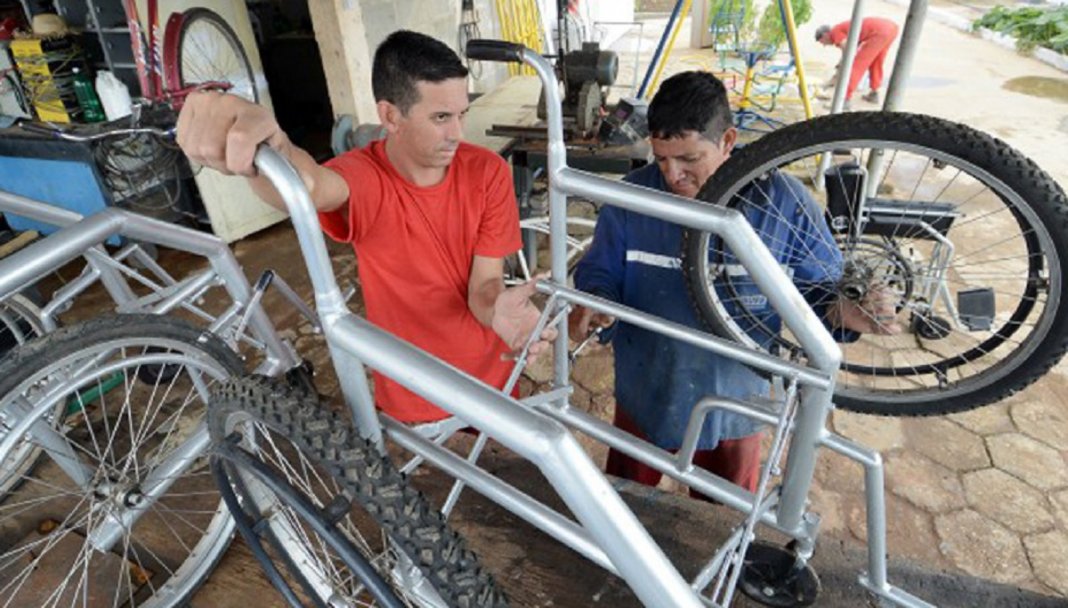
[
  {"x1": 507, "y1": 215, "x2": 596, "y2": 285},
  {"x1": 680, "y1": 112, "x2": 1068, "y2": 416},
  {"x1": 0, "y1": 294, "x2": 49, "y2": 357},
  {"x1": 0, "y1": 314, "x2": 242, "y2": 606},
  {"x1": 165, "y1": 8, "x2": 258, "y2": 103},
  {"x1": 208, "y1": 375, "x2": 508, "y2": 607},
  {"x1": 212, "y1": 432, "x2": 404, "y2": 608}
]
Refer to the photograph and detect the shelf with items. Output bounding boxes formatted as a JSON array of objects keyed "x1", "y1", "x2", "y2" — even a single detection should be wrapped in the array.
[
  {"x1": 10, "y1": 34, "x2": 85, "y2": 122},
  {"x1": 52, "y1": 0, "x2": 140, "y2": 95}
]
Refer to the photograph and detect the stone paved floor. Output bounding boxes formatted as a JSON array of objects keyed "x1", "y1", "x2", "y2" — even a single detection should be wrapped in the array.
[{"x1": 534, "y1": 341, "x2": 1068, "y2": 599}]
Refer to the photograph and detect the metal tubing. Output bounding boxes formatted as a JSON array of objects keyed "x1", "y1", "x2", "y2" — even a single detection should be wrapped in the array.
[
  {"x1": 777, "y1": 384, "x2": 835, "y2": 530},
  {"x1": 0, "y1": 191, "x2": 296, "y2": 374},
  {"x1": 830, "y1": 0, "x2": 868, "y2": 113},
  {"x1": 3, "y1": 397, "x2": 94, "y2": 487},
  {"x1": 821, "y1": 433, "x2": 889, "y2": 592},
  {"x1": 0, "y1": 188, "x2": 84, "y2": 226},
  {"x1": 253, "y1": 149, "x2": 347, "y2": 320},
  {"x1": 41, "y1": 264, "x2": 100, "y2": 319},
  {"x1": 519, "y1": 48, "x2": 573, "y2": 406},
  {"x1": 0, "y1": 211, "x2": 126, "y2": 301},
  {"x1": 82, "y1": 247, "x2": 139, "y2": 306},
  {"x1": 149, "y1": 271, "x2": 220, "y2": 315},
  {"x1": 551, "y1": 168, "x2": 844, "y2": 383},
  {"x1": 127, "y1": 244, "x2": 176, "y2": 285},
  {"x1": 322, "y1": 311, "x2": 700, "y2": 607},
  {"x1": 548, "y1": 284, "x2": 830, "y2": 389},
  {"x1": 677, "y1": 396, "x2": 781, "y2": 472},
  {"x1": 328, "y1": 342, "x2": 382, "y2": 448},
  {"x1": 779, "y1": 0, "x2": 814, "y2": 119},
  {"x1": 541, "y1": 139, "x2": 850, "y2": 533},
  {"x1": 858, "y1": 577, "x2": 937, "y2": 608},
  {"x1": 542, "y1": 402, "x2": 803, "y2": 538},
  {"x1": 692, "y1": 525, "x2": 745, "y2": 594},
  {"x1": 867, "y1": 0, "x2": 928, "y2": 196},
  {"x1": 637, "y1": 0, "x2": 686, "y2": 98},
  {"x1": 440, "y1": 431, "x2": 490, "y2": 517},
  {"x1": 881, "y1": 0, "x2": 927, "y2": 112},
  {"x1": 384, "y1": 418, "x2": 617, "y2": 574}
]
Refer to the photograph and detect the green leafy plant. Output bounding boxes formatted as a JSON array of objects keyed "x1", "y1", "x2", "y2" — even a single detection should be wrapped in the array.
[
  {"x1": 708, "y1": 0, "x2": 756, "y2": 49},
  {"x1": 973, "y1": 5, "x2": 1068, "y2": 55},
  {"x1": 755, "y1": 0, "x2": 813, "y2": 49}
]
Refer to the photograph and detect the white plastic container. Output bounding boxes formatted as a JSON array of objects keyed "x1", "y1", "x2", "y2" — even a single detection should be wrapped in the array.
[{"x1": 95, "y1": 70, "x2": 132, "y2": 120}]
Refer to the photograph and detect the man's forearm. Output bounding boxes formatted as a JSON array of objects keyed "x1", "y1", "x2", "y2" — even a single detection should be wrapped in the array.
[
  {"x1": 469, "y1": 280, "x2": 504, "y2": 327},
  {"x1": 248, "y1": 145, "x2": 348, "y2": 213}
]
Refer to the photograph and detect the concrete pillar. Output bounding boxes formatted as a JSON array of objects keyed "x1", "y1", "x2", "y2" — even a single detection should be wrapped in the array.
[
  {"x1": 690, "y1": 0, "x2": 712, "y2": 48},
  {"x1": 308, "y1": 0, "x2": 378, "y2": 122}
]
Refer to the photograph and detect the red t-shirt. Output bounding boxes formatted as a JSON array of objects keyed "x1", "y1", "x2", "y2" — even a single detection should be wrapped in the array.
[
  {"x1": 829, "y1": 17, "x2": 897, "y2": 46},
  {"x1": 320, "y1": 140, "x2": 522, "y2": 422}
]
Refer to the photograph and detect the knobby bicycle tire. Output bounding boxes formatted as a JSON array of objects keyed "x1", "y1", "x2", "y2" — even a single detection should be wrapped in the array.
[
  {"x1": 212, "y1": 436, "x2": 405, "y2": 608},
  {"x1": 208, "y1": 375, "x2": 508, "y2": 607}
]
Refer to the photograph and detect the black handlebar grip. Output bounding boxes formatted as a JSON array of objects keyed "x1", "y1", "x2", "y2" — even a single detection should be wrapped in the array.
[{"x1": 466, "y1": 39, "x2": 525, "y2": 63}]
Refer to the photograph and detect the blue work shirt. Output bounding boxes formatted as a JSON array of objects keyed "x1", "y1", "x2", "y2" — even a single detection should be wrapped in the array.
[{"x1": 574, "y1": 163, "x2": 843, "y2": 450}]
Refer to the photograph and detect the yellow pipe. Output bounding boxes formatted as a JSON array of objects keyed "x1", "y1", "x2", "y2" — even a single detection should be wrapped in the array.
[
  {"x1": 497, "y1": 0, "x2": 519, "y2": 75},
  {"x1": 645, "y1": 0, "x2": 694, "y2": 99},
  {"x1": 739, "y1": 65, "x2": 755, "y2": 110},
  {"x1": 780, "y1": 0, "x2": 813, "y2": 119},
  {"x1": 525, "y1": 0, "x2": 539, "y2": 73}
]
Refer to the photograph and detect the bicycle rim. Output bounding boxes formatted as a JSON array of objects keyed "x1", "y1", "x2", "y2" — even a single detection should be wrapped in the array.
[
  {"x1": 0, "y1": 319, "x2": 239, "y2": 606},
  {"x1": 212, "y1": 441, "x2": 405, "y2": 608},
  {"x1": 683, "y1": 113, "x2": 1068, "y2": 413},
  {"x1": 176, "y1": 9, "x2": 258, "y2": 103}
]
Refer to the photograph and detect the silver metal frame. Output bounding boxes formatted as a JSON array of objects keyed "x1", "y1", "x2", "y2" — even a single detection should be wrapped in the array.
[
  {"x1": 0, "y1": 192, "x2": 303, "y2": 559},
  {"x1": 0, "y1": 43, "x2": 936, "y2": 607},
  {"x1": 247, "y1": 46, "x2": 935, "y2": 607},
  {"x1": 0, "y1": 188, "x2": 298, "y2": 376}
]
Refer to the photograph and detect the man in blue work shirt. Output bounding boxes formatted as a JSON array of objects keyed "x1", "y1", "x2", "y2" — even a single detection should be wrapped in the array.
[{"x1": 570, "y1": 71, "x2": 897, "y2": 494}]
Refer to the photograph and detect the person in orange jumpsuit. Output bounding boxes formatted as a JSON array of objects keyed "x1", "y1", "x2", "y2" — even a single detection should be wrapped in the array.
[{"x1": 816, "y1": 17, "x2": 900, "y2": 104}]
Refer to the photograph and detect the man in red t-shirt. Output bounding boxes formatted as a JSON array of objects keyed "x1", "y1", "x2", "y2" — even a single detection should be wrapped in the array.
[
  {"x1": 816, "y1": 17, "x2": 900, "y2": 104},
  {"x1": 176, "y1": 30, "x2": 553, "y2": 422}
]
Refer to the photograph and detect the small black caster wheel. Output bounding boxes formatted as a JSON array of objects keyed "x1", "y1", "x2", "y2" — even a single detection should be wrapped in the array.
[
  {"x1": 910, "y1": 313, "x2": 952, "y2": 340},
  {"x1": 739, "y1": 541, "x2": 821, "y2": 607}
]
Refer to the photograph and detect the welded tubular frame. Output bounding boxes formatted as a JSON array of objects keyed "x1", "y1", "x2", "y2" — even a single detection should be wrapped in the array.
[
  {"x1": 241, "y1": 40, "x2": 937, "y2": 607},
  {"x1": 0, "y1": 189, "x2": 298, "y2": 376}
]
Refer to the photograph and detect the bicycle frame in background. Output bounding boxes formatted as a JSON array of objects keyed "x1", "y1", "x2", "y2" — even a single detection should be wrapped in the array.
[
  {"x1": 113, "y1": 0, "x2": 258, "y2": 107},
  {"x1": 241, "y1": 37, "x2": 935, "y2": 607}
]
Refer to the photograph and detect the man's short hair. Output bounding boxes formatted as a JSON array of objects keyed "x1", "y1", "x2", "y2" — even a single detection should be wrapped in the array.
[
  {"x1": 815, "y1": 24, "x2": 831, "y2": 42},
  {"x1": 372, "y1": 30, "x2": 469, "y2": 114},
  {"x1": 647, "y1": 71, "x2": 733, "y2": 142}
]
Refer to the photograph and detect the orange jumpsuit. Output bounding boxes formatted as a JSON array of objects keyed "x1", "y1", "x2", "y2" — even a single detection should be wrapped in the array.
[{"x1": 829, "y1": 17, "x2": 900, "y2": 100}]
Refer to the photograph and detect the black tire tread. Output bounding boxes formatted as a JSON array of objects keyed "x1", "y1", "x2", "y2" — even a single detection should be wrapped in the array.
[
  {"x1": 681, "y1": 111, "x2": 1068, "y2": 416},
  {"x1": 0, "y1": 313, "x2": 243, "y2": 385},
  {"x1": 209, "y1": 375, "x2": 508, "y2": 608}
]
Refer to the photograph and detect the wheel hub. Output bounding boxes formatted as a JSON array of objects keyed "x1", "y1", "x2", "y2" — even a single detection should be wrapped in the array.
[
  {"x1": 838, "y1": 259, "x2": 874, "y2": 302},
  {"x1": 838, "y1": 238, "x2": 914, "y2": 304}
]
